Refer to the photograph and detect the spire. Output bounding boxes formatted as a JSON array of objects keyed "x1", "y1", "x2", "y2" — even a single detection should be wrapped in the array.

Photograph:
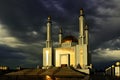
[
  {"x1": 85, "y1": 24, "x2": 88, "y2": 30},
  {"x1": 80, "y1": 8, "x2": 84, "y2": 16},
  {"x1": 59, "y1": 27, "x2": 62, "y2": 45},
  {"x1": 46, "y1": 16, "x2": 52, "y2": 48},
  {"x1": 85, "y1": 25, "x2": 88, "y2": 45},
  {"x1": 79, "y1": 9, "x2": 85, "y2": 45},
  {"x1": 47, "y1": 16, "x2": 51, "y2": 23}
]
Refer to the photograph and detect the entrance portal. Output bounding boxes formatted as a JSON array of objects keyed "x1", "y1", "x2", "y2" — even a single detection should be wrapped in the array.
[{"x1": 60, "y1": 54, "x2": 70, "y2": 66}]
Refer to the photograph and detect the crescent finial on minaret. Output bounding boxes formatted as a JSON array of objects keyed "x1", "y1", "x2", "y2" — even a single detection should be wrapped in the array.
[
  {"x1": 80, "y1": 8, "x2": 84, "y2": 16},
  {"x1": 85, "y1": 25, "x2": 88, "y2": 30},
  {"x1": 47, "y1": 16, "x2": 51, "y2": 22}
]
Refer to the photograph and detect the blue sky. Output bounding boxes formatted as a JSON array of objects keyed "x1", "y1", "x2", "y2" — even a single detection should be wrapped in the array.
[{"x1": 0, "y1": 0, "x2": 120, "y2": 69}]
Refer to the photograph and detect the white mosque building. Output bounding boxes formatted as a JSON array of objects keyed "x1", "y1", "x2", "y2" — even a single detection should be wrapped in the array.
[{"x1": 42, "y1": 9, "x2": 92, "y2": 74}]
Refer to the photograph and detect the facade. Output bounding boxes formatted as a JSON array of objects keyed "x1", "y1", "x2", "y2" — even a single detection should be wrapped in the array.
[
  {"x1": 0, "y1": 66, "x2": 9, "y2": 70},
  {"x1": 42, "y1": 9, "x2": 92, "y2": 74},
  {"x1": 105, "y1": 62, "x2": 120, "y2": 77}
]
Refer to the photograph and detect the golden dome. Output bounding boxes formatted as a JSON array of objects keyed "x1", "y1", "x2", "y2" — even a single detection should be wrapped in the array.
[{"x1": 62, "y1": 35, "x2": 78, "y2": 43}]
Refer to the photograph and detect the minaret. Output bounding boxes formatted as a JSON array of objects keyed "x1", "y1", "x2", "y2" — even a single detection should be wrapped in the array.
[
  {"x1": 85, "y1": 25, "x2": 88, "y2": 45},
  {"x1": 79, "y1": 9, "x2": 85, "y2": 45},
  {"x1": 46, "y1": 16, "x2": 52, "y2": 48},
  {"x1": 59, "y1": 27, "x2": 62, "y2": 46},
  {"x1": 78, "y1": 9, "x2": 90, "y2": 69},
  {"x1": 43, "y1": 16, "x2": 53, "y2": 68}
]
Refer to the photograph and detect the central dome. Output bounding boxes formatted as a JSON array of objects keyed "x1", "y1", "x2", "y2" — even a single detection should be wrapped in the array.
[{"x1": 61, "y1": 35, "x2": 78, "y2": 43}]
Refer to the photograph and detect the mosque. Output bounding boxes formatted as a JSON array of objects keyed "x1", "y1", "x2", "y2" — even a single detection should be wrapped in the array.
[{"x1": 42, "y1": 9, "x2": 92, "y2": 74}]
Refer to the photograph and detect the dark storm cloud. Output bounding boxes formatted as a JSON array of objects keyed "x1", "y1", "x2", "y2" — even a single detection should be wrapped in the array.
[
  {"x1": 0, "y1": 0, "x2": 119, "y2": 49},
  {"x1": 98, "y1": 37, "x2": 120, "y2": 50},
  {"x1": 87, "y1": 0, "x2": 120, "y2": 50},
  {"x1": 0, "y1": 0, "x2": 90, "y2": 43},
  {"x1": 0, "y1": 45, "x2": 25, "y2": 59},
  {"x1": 0, "y1": 44, "x2": 42, "y2": 68},
  {"x1": 0, "y1": 45, "x2": 26, "y2": 68},
  {"x1": 0, "y1": 0, "x2": 47, "y2": 42}
]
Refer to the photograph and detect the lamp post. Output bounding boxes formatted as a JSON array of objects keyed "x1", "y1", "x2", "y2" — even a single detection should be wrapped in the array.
[
  {"x1": 111, "y1": 65, "x2": 115, "y2": 76},
  {"x1": 115, "y1": 62, "x2": 120, "y2": 77}
]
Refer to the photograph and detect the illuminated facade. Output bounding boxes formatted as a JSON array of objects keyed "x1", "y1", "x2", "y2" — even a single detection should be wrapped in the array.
[
  {"x1": 105, "y1": 62, "x2": 120, "y2": 77},
  {"x1": 0, "y1": 66, "x2": 9, "y2": 70},
  {"x1": 43, "y1": 9, "x2": 92, "y2": 74}
]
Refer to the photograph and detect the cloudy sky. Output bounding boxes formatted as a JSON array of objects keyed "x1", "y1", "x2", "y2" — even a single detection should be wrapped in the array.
[{"x1": 0, "y1": 0, "x2": 120, "y2": 70}]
